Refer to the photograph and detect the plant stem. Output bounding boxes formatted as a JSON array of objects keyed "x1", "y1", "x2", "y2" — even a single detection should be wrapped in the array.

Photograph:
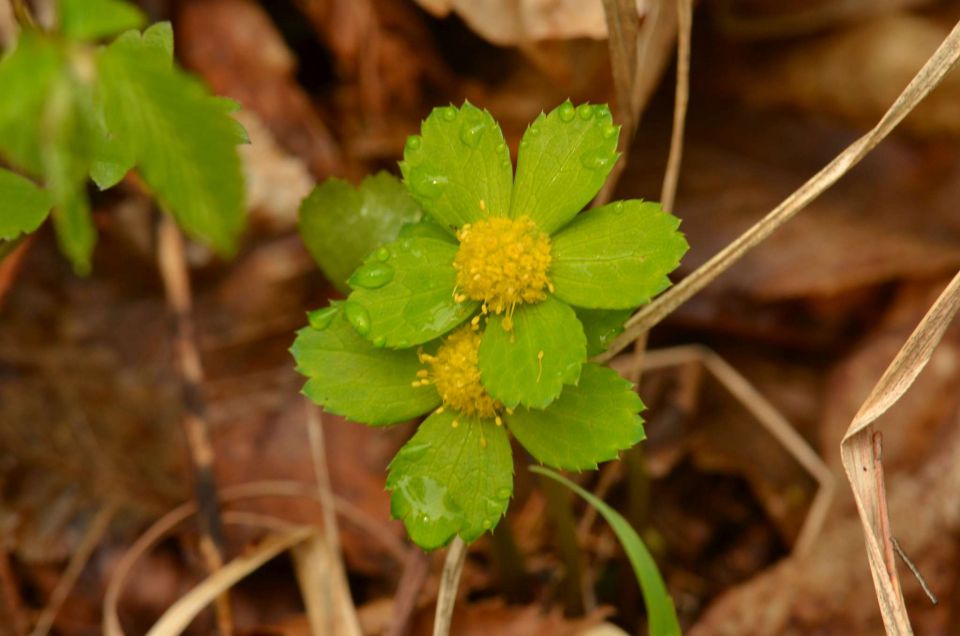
[
  {"x1": 433, "y1": 537, "x2": 467, "y2": 636},
  {"x1": 156, "y1": 215, "x2": 232, "y2": 635}
]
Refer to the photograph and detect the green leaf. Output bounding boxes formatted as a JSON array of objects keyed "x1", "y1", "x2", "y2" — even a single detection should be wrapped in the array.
[
  {"x1": 44, "y1": 77, "x2": 97, "y2": 274},
  {"x1": 508, "y1": 364, "x2": 644, "y2": 470},
  {"x1": 97, "y1": 23, "x2": 245, "y2": 255},
  {"x1": 479, "y1": 296, "x2": 586, "y2": 408},
  {"x1": 532, "y1": 466, "x2": 681, "y2": 636},
  {"x1": 299, "y1": 173, "x2": 423, "y2": 294},
  {"x1": 346, "y1": 237, "x2": 478, "y2": 348},
  {"x1": 510, "y1": 101, "x2": 619, "y2": 235},
  {"x1": 576, "y1": 308, "x2": 632, "y2": 357},
  {"x1": 400, "y1": 102, "x2": 512, "y2": 232},
  {"x1": 0, "y1": 33, "x2": 63, "y2": 176},
  {"x1": 0, "y1": 169, "x2": 52, "y2": 240},
  {"x1": 551, "y1": 200, "x2": 688, "y2": 309},
  {"x1": 387, "y1": 410, "x2": 512, "y2": 549},
  {"x1": 59, "y1": 0, "x2": 146, "y2": 41},
  {"x1": 397, "y1": 218, "x2": 457, "y2": 244},
  {"x1": 291, "y1": 305, "x2": 440, "y2": 425}
]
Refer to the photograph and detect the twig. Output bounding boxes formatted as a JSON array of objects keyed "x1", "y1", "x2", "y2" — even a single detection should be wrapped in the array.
[
  {"x1": 599, "y1": 18, "x2": 960, "y2": 362},
  {"x1": 156, "y1": 215, "x2": 232, "y2": 635},
  {"x1": 30, "y1": 503, "x2": 118, "y2": 636},
  {"x1": 659, "y1": 0, "x2": 692, "y2": 213},
  {"x1": 386, "y1": 550, "x2": 430, "y2": 636},
  {"x1": 890, "y1": 537, "x2": 938, "y2": 605},
  {"x1": 0, "y1": 544, "x2": 27, "y2": 636},
  {"x1": 10, "y1": 0, "x2": 33, "y2": 28},
  {"x1": 432, "y1": 537, "x2": 467, "y2": 636}
]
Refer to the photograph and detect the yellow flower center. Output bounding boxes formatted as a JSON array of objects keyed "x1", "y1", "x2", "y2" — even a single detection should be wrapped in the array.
[
  {"x1": 413, "y1": 326, "x2": 502, "y2": 423},
  {"x1": 453, "y1": 215, "x2": 552, "y2": 330}
]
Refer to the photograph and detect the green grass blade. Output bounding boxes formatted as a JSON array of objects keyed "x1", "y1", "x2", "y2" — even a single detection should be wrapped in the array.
[{"x1": 530, "y1": 465, "x2": 681, "y2": 636}]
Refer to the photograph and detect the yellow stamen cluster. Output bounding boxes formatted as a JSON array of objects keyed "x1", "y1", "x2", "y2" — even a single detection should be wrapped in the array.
[
  {"x1": 453, "y1": 215, "x2": 553, "y2": 330},
  {"x1": 413, "y1": 326, "x2": 503, "y2": 424}
]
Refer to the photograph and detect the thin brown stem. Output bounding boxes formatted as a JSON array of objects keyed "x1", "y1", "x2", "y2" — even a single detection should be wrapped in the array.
[
  {"x1": 157, "y1": 215, "x2": 232, "y2": 635},
  {"x1": 0, "y1": 544, "x2": 27, "y2": 636}
]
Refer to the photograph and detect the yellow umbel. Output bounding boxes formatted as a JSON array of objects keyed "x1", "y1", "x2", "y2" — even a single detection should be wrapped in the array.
[
  {"x1": 413, "y1": 326, "x2": 502, "y2": 423},
  {"x1": 453, "y1": 215, "x2": 552, "y2": 330}
]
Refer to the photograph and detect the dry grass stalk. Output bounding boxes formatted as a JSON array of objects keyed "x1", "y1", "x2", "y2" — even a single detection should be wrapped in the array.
[
  {"x1": 659, "y1": 0, "x2": 692, "y2": 213},
  {"x1": 600, "y1": 17, "x2": 960, "y2": 363},
  {"x1": 433, "y1": 536, "x2": 467, "y2": 636},
  {"x1": 840, "y1": 269, "x2": 960, "y2": 635}
]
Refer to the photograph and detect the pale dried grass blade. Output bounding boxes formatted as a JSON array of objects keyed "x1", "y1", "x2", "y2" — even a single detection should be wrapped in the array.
[
  {"x1": 637, "y1": 346, "x2": 834, "y2": 555},
  {"x1": 292, "y1": 533, "x2": 363, "y2": 636},
  {"x1": 659, "y1": 0, "x2": 692, "y2": 213},
  {"x1": 432, "y1": 536, "x2": 467, "y2": 636},
  {"x1": 146, "y1": 527, "x2": 315, "y2": 636},
  {"x1": 600, "y1": 17, "x2": 960, "y2": 363},
  {"x1": 840, "y1": 269, "x2": 960, "y2": 635}
]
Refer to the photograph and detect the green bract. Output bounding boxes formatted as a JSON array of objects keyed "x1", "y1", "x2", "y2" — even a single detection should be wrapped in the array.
[{"x1": 292, "y1": 101, "x2": 688, "y2": 549}]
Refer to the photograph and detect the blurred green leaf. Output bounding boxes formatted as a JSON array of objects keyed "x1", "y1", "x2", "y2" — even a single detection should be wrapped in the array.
[
  {"x1": 59, "y1": 0, "x2": 146, "y2": 41},
  {"x1": 531, "y1": 466, "x2": 681, "y2": 636},
  {"x1": 299, "y1": 172, "x2": 423, "y2": 293},
  {"x1": 576, "y1": 307, "x2": 632, "y2": 356},
  {"x1": 0, "y1": 169, "x2": 52, "y2": 240},
  {"x1": 97, "y1": 23, "x2": 245, "y2": 255}
]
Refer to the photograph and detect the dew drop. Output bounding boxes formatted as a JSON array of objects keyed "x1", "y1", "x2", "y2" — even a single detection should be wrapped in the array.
[
  {"x1": 307, "y1": 306, "x2": 338, "y2": 331},
  {"x1": 409, "y1": 168, "x2": 448, "y2": 199},
  {"x1": 529, "y1": 123, "x2": 541, "y2": 136},
  {"x1": 459, "y1": 119, "x2": 486, "y2": 148},
  {"x1": 581, "y1": 149, "x2": 612, "y2": 171},
  {"x1": 496, "y1": 488, "x2": 511, "y2": 499},
  {"x1": 519, "y1": 139, "x2": 529, "y2": 149},
  {"x1": 376, "y1": 246, "x2": 391, "y2": 262},
  {"x1": 558, "y1": 102, "x2": 575, "y2": 122},
  {"x1": 496, "y1": 142, "x2": 506, "y2": 153},
  {"x1": 482, "y1": 519, "x2": 492, "y2": 529},
  {"x1": 405, "y1": 135, "x2": 422, "y2": 152},
  {"x1": 602, "y1": 124, "x2": 618, "y2": 140},
  {"x1": 501, "y1": 159, "x2": 511, "y2": 171},
  {"x1": 343, "y1": 300, "x2": 371, "y2": 335},
  {"x1": 349, "y1": 262, "x2": 394, "y2": 289},
  {"x1": 373, "y1": 335, "x2": 386, "y2": 348},
  {"x1": 577, "y1": 104, "x2": 593, "y2": 120},
  {"x1": 441, "y1": 106, "x2": 457, "y2": 121},
  {"x1": 595, "y1": 105, "x2": 612, "y2": 121}
]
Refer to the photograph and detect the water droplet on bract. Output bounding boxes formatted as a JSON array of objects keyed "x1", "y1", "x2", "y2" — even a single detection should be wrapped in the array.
[
  {"x1": 581, "y1": 149, "x2": 612, "y2": 171},
  {"x1": 496, "y1": 142, "x2": 506, "y2": 153},
  {"x1": 343, "y1": 300, "x2": 371, "y2": 335},
  {"x1": 459, "y1": 119, "x2": 486, "y2": 148},
  {"x1": 577, "y1": 104, "x2": 593, "y2": 120},
  {"x1": 602, "y1": 124, "x2": 618, "y2": 140},
  {"x1": 483, "y1": 519, "x2": 492, "y2": 529},
  {"x1": 496, "y1": 487, "x2": 511, "y2": 499},
  {"x1": 307, "y1": 306, "x2": 338, "y2": 331},
  {"x1": 349, "y1": 262, "x2": 394, "y2": 289},
  {"x1": 501, "y1": 159, "x2": 511, "y2": 170},
  {"x1": 409, "y1": 168, "x2": 447, "y2": 199},
  {"x1": 442, "y1": 106, "x2": 457, "y2": 121},
  {"x1": 595, "y1": 105, "x2": 612, "y2": 121},
  {"x1": 558, "y1": 102, "x2": 575, "y2": 122},
  {"x1": 405, "y1": 135, "x2": 422, "y2": 152},
  {"x1": 376, "y1": 246, "x2": 390, "y2": 261},
  {"x1": 373, "y1": 335, "x2": 386, "y2": 348},
  {"x1": 519, "y1": 139, "x2": 528, "y2": 149}
]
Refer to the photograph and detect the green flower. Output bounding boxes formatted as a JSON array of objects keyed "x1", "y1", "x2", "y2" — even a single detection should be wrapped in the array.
[
  {"x1": 340, "y1": 101, "x2": 688, "y2": 409},
  {"x1": 292, "y1": 304, "x2": 645, "y2": 549},
  {"x1": 291, "y1": 101, "x2": 690, "y2": 550}
]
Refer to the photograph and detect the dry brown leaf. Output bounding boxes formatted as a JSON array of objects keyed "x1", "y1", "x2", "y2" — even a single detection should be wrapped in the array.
[
  {"x1": 414, "y1": 0, "x2": 645, "y2": 45},
  {"x1": 840, "y1": 269, "x2": 960, "y2": 635}
]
